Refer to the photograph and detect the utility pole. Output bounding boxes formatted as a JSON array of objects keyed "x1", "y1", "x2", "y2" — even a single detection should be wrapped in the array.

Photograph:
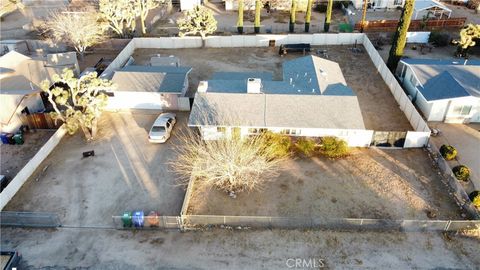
[{"x1": 360, "y1": 0, "x2": 368, "y2": 33}]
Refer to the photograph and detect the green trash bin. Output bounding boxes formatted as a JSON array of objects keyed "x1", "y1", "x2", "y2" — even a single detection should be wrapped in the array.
[
  {"x1": 12, "y1": 134, "x2": 24, "y2": 145},
  {"x1": 121, "y1": 211, "x2": 132, "y2": 227}
]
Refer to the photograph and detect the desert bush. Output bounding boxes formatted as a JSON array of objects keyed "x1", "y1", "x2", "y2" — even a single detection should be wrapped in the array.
[
  {"x1": 439, "y1": 144, "x2": 457, "y2": 160},
  {"x1": 263, "y1": 132, "x2": 292, "y2": 158},
  {"x1": 470, "y1": 191, "x2": 480, "y2": 207},
  {"x1": 429, "y1": 31, "x2": 451, "y2": 47},
  {"x1": 453, "y1": 165, "x2": 470, "y2": 181},
  {"x1": 171, "y1": 130, "x2": 288, "y2": 194},
  {"x1": 319, "y1": 137, "x2": 349, "y2": 158},
  {"x1": 295, "y1": 138, "x2": 316, "y2": 157}
]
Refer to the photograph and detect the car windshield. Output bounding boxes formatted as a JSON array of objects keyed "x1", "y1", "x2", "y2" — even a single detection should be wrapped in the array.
[{"x1": 151, "y1": 126, "x2": 166, "y2": 132}]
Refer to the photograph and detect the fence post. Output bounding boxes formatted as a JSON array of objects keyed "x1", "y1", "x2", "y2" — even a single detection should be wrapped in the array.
[{"x1": 444, "y1": 220, "x2": 452, "y2": 231}]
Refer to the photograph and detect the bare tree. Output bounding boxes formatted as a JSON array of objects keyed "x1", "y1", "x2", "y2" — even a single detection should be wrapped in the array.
[
  {"x1": 171, "y1": 129, "x2": 288, "y2": 194},
  {"x1": 39, "y1": 11, "x2": 107, "y2": 59},
  {"x1": 0, "y1": 0, "x2": 24, "y2": 18}
]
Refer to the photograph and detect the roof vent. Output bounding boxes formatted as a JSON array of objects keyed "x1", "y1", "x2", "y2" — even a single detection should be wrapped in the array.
[
  {"x1": 319, "y1": 69, "x2": 327, "y2": 76},
  {"x1": 247, "y1": 78, "x2": 262, "y2": 94},
  {"x1": 197, "y1": 81, "x2": 208, "y2": 93}
]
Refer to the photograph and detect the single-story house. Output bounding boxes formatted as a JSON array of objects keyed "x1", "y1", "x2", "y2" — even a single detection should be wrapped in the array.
[
  {"x1": 0, "y1": 51, "x2": 79, "y2": 132},
  {"x1": 188, "y1": 55, "x2": 373, "y2": 147},
  {"x1": 396, "y1": 58, "x2": 480, "y2": 123},
  {"x1": 224, "y1": 0, "x2": 307, "y2": 11},
  {"x1": 352, "y1": 0, "x2": 405, "y2": 10},
  {"x1": 109, "y1": 65, "x2": 192, "y2": 110}
]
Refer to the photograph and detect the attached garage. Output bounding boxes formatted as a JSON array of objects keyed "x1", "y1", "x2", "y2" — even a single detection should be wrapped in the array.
[{"x1": 109, "y1": 65, "x2": 192, "y2": 110}]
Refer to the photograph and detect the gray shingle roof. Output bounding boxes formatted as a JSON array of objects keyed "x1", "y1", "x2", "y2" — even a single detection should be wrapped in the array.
[
  {"x1": 401, "y1": 58, "x2": 480, "y2": 100},
  {"x1": 111, "y1": 65, "x2": 192, "y2": 93},
  {"x1": 211, "y1": 72, "x2": 273, "y2": 81},
  {"x1": 420, "y1": 71, "x2": 471, "y2": 101},
  {"x1": 189, "y1": 92, "x2": 366, "y2": 130}
]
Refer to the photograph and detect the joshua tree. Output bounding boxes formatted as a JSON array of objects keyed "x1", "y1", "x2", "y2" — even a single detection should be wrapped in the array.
[
  {"x1": 41, "y1": 69, "x2": 115, "y2": 140},
  {"x1": 452, "y1": 24, "x2": 480, "y2": 58},
  {"x1": 177, "y1": 5, "x2": 217, "y2": 47},
  {"x1": 39, "y1": 11, "x2": 107, "y2": 60},
  {"x1": 324, "y1": 0, "x2": 333, "y2": 32},
  {"x1": 135, "y1": 0, "x2": 166, "y2": 35},
  {"x1": 237, "y1": 0, "x2": 244, "y2": 33},
  {"x1": 254, "y1": 0, "x2": 261, "y2": 33},
  {"x1": 386, "y1": 0, "x2": 415, "y2": 72},
  {"x1": 99, "y1": 0, "x2": 138, "y2": 38},
  {"x1": 304, "y1": 0, "x2": 313, "y2": 32},
  {"x1": 289, "y1": 0, "x2": 297, "y2": 33},
  {"x1": 0, "y1": 0, "x2": 24, "y2": 19}
]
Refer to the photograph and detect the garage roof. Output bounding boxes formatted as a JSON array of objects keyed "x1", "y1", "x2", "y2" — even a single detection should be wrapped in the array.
[{"x1": 111, "y1": 65, "x2": 192, "y2": 93}]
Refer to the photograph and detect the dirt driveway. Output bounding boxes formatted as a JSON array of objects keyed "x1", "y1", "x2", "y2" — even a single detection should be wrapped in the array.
[
  {"x1": 132, "y1": 46, "x2": 412, "y2": 131},
  {"x1": 187, "y1": 148, "x2": 460, "y2": 220},
  {"x1": 4, "y1": 111, "x2": 188, "y2": 226},
  {"x1": 429, "y1": 122, "x2": 480, "y2": 191}
]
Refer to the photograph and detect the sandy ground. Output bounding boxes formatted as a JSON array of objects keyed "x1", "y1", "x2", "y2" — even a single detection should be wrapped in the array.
[
  {"x1": 377, "y1": 43, "x2": 480, "y2": 62},
  {"x1": 132, "y1": 46, "x2": 412, "y2": 131},
  {"x1": 1, "y1": 227, "x2": 479, "y2": 269},
  {"x1": 4, "y1": 112, "x2": 188, "y2": 226},
  {"x1": 430, "y1": 122, "x2": 480, "y2": 191},
  {"x1": 0, "y1": 130, "x2": 55, "y2": 180},
  {"x1": 188, "y1": 148, "x2": 460, "y2": 220}
]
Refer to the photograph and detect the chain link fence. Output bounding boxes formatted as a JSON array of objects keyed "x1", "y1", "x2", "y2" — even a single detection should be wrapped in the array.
[
  {"x1": 182, "y1": 215, "x2": 480, "y2": 232},
  {"x1": 0, "y1": 211, "x2": 61, "y2": 228}
]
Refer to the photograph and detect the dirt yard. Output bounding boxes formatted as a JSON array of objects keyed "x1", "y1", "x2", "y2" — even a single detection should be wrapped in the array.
[
  {"x1": 187, "y1": 148, "x2": 460, "y2": 220},
  {"x1": 1, "y1": 227, "x2": 478, "y2": 269},
  {"x1": 4, "y1": 111, "x2": 188, "y2": 226},
  {"x1": 0, "y1": 130, "x2": 55, "y2": 180},
  {"x1": 132, "y1": 46, "x2": 412, "y2": 131}
]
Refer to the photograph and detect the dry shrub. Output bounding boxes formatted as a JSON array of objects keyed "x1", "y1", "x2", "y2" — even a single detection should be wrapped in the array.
[
  {"x1": 295, "y1": 137, "x2": 317, "y2": 157},
  {"x1": 319, "y1": 136, "x2": 349, "y2": 158},
  {"x1": 171, "y1": 129, "x2": 288, "y2": 194}
]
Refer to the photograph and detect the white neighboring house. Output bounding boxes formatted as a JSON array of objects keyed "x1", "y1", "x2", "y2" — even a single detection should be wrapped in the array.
[
  {"x1": 396, "y1": 58, "x2": 480, "y2": 123},
  {"x1": 188, "y1": 55, "x2": 373, "y2": 147},
  {"x1": 179, "y1": 0, "x2": 202, "y2": 10},
  {"x1": 0, "y1": 51, "x2": 79, "y2": 133},
  {"x1": 352, "y1": 0, "x2": 452, "y2": 17},
  {"x1": 109, "y1": 65, "x2": 192, "y2": 110},
  {"x1": 352, "y1": 0, "x2": 405, "y2": 10}
]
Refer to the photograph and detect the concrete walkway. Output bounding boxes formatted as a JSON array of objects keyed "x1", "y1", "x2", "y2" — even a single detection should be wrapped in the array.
[{"x1": 429, "y1": 122, "x2": 480, "y2": 190}]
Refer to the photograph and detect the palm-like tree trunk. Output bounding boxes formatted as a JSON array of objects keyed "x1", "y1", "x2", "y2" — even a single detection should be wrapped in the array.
[
  {"x1": 289, "y1": 0, "x2": 297, "y2": 33},
  {"x1": 387, "y1": 0, "x2": 415, "y2": 72},
  {"x1": 324, "y1": 0, "x2": 333, "y2": 32},
  {"x1": 254, "y1": 0, "x2": 261, "y2": 33},
  {"x1": 305, "y1": 0, "x2": 313, "y2": 32},
  {"x1": 237, "y1": 0, "x2": 244, "y2": 34}
]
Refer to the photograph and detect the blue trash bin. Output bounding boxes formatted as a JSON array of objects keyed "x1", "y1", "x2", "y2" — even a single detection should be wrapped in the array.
[
  {"x1": 0, "y1": 133, "x2": 9, "y2": 144},
  {"x1": 132, "y1": 211, "x2": 144, "y2": 228}
]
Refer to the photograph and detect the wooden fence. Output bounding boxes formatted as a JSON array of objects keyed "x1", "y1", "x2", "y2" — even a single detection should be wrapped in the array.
[
  {"x1": 355, "y1": 17, "x2": 466, "y2": 32},
  {"x1": 20, "y1": 113, "x2": 62, "y2": 130}
]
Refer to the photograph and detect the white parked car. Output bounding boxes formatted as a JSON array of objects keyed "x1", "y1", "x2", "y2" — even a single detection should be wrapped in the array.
[{"x1": 148, "y1": 113, "x2": 176, "y2": 143}]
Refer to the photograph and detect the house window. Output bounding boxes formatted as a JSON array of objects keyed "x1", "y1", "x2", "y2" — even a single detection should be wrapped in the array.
[
  {"x1": 452, "y1": 105, "x2": 472, "y2": 116},
  {"x1": 248, "y1": 128, "x2": 267, "y2": 134},
  {"x1": 280, "y1": 129, "x2": 291, "y2": 135},
  {"x1": 217, "y1": 127, "x2": 226, "y2": 133},
  {"x1": 394, "y1": 0, "x2": 402, "y2": 5},
  {"x1": 409, "y1": 75, "x2": 418, "y2": 87}
]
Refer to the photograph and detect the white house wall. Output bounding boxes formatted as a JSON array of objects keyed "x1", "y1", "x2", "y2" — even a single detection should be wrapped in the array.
[
  {"x1": 1, "y1": 94, "x2": 45, "y2": 133},
  {"x1": 415, "y1": 91, "x2": 433, "y2": 121},
  {"x1": 444, "y1": 96, "x2": 479, "y2": 123},
  {"x1": 428, "y1": 99, "x2": 449, "y2": 121},
  {"x1": 199, "y1": 126, "x2": 374, "y2": 147},
  {"x1": 106, "y1": 92, "x2": 179, "y2": 110}
]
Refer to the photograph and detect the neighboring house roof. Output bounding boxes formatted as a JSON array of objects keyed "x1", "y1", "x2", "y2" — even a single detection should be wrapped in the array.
[
  {"x1": 189, "y1": 55, "x2": 365, "y2": 130},
  {"x1": 414, "y1": 0, "x2": 451, "y2": 12},
  {"x1": 111, "y1": 65, "x2": 192, "y2": 93},
  {"x1": 0, "y1": 51, "x2": 77, "y2": 94},
  {"x1": 401, "y1": 58, "x2": 480, "y2": 101},
  {"x1": 211, "y1": 72, "x2": 274, "y2": 81},
  {"x1": 189, "y1": 92, "x2": 366, "y2": 130}
]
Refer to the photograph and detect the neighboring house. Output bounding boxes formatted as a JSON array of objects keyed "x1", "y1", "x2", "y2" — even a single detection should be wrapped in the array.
[
  {"x1": 179, "y1": 0, "x2": 202, "y2": 10},
  {"x1": 352, "y1": 0, "x2": 452, "y2": 18},
  {"x1": 188, "y1": 55, "x2": 373, "y2": 147},
  {"x1": 224, "y1": 0, "x2": 308, "y2": 11},
  {"x1": 396, "y1": 58, "x2": 480, "y2": 123},
  {"x1": 0, "y1": 51, "x2": 79, "y2": 133},
  {"x1": 109, "y1": 65, "x2": 192, "y2": 110},
  {"x1": 352, "y1": 0, "x2": 405, "y2": 10}
]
